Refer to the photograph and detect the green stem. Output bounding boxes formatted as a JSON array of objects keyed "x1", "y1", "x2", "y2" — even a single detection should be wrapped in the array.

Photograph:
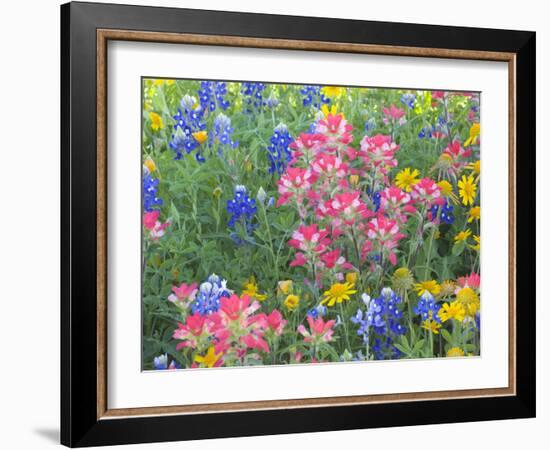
[
  {"x1": 424, "y1": 228, "x2": 436, "y2": 280},
  {"x1": 260, "y1": 202, "x2": 278, "y2": 281},
  {"x1": 339, "y1": 302, "x2": 352, "y2": 353}
]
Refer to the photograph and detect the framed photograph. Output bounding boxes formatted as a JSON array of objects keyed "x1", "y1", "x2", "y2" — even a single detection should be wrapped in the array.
[{"x1": 61, "y1": 1, "x2": 536, "y2": 447}]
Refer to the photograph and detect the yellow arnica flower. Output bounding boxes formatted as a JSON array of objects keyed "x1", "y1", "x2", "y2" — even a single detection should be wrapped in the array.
[
  {"x1": 321, "y1": 86, "x2": 344, "y2": 98},
  {"x1": 456, "y1": 287, "x2": 480, "y2": 317},
  {"x1": 194, "y1": 346, "x2": 222, "y2": 368},
  {"x1": 458, "y1": 175, "x2": 477, "y2": 206},
  {"x1": 454, "y1": 229, "x2": 472, "y2": 243},
  {"x1": 414, "y1": 280, "x2": 441, "y2": 296},
  {"x1": 284, "y1": 294, "x2": 300, "y2": 310},
  {"x1": 464, "y1": 123, "x2": 480, "y2": 147},
  {"x1": 345, "y1": 272, "x2": 358, "y2": 284},
  {"x1": 392, "y1": 267, "x2": 414, "y2": 292},
  {"x1": 467, "y1": 206, "x2": 480, "y2": 223},
  {"x1": 395, "y1": 168, "x2": 420, "y2": 192},
  {"x1": 143, "y1": 158, "x2": 156, "y2": 173},
  {"x1": 149, "y1": 112, "x2": 164, "y2": 131},
  {"x1": 321, "y1": 282, "x2": 357, "y2": 307},
  {"x1": 422, "y1": 319, "x2": 442, "y2": 334},
  {"x1": 437, "y1": 180, "x2": 453, "y2": 197},
  {"x1": 153, "y1": 79, "x2": 174, "y2": 86},
  {"x1": 192, "y1": 130, "x2": 208, "y2": 145},
  {"x1": 439, "y1": 300, "x2": 466, "y2": 323},
  {"x1": 242, "y1": 276, "x2": 267, "y2": 302},
  {"x1": 277, "y1": 280, "x2": 293, "y2": 295},
  {"x1": 467, "y1": 159, "x2": 481, "y2": 175},
  {"x1": 447, "y1": 347, "x2": 465, "y2": 357},
  {"x1": 349, "y1": 174, "x2": 360, "y2": 186},
  {"x1": 470, "y1": 235, "x2": 480, "y2": 252}
]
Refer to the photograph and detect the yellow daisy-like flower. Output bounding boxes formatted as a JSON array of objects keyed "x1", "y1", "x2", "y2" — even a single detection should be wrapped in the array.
[
  {"x1": 414, "y1": 280, "x2": 441, "y2": 296},
  {"x1": 454, "y1": 229, "x2": 472, "y2": 243},
  {"x1": 321, "y1": 86, "x2": 344, "y2": 98},
  {"x1": 277, "y1": 280, "x2": 293, "y2": 295},
  {"x1": 437, "y1": 179, "x2": 460, "y2": 204},
  {"x1": 284, "y1": 294, "x2": 300, "y2": 310},
  {"x1": 194, "y1": 346, "x2": 222, "y2": 368},
  {"x1": 446, "y1": 347, "x2": 465, "y2": 357},
  {"x1": 143, "y1": 158, "x2": 156, "y2": 173},
  {"x1": 153, "y1": 79, "x2": 174, "y2": 86},
  {"x1": 321, "y1": 282, "x2": 357, "y2": 307},
  {"x1": 192, "y1": 130, "x2": 208, "y2": 145},
  {"x1": 438, "y1": 300, "x2": 466, "y2": 323},
  {"x1": 456, "y1": 287, "x2": 480, "y2": 317},
  {"x1": 391, "y1": 267, "x2": 415, "y2": 292},
  {"x1": 470, "y1": 235, "x2": 480, "y2": 252},
  {"x1": 464, "y1": 123, "x2": 480, "y2": 147},
  {"x1": 149, "y1": 112, "x2": 164, "y2": 131},
  {"x1": 437, "y1": 180, "x2": 453, "y2": 197},
  {"x1": 345, "y1": 272, "x2": 358, "y2": 284},
  {"x1": 467, "y1": 206, "x2": 480, "y2": 223},
  {"x1": 395, "y1": 168, "x2": 420, "y2": 192},
  {"x1": 242, "y1": 276, "x2": 267, "y2": 302},
  {"x1": 467, "y1": 159, "x2": 481, "y2": 175},
  {"x1": 458, "y1": 175, "x2": 477, "y2": 206},
  {"x1": 422, "y1": 319, "x2": 442, "y2": 334}
]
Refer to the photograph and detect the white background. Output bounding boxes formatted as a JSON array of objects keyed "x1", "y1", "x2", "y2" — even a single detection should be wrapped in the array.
[
  {"x1": 109, "y1": 42, "x2": 509, "y2": 408},
  {"x1": 0, "y1": 0, "x2": 545, "y2": 449}
]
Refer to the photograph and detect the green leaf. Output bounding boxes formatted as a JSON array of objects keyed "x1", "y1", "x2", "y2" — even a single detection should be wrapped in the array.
[
  {"x1": 452, "y1": 240, "x2": 466, "y2": 256},
  {"x1": 440, "y1": 328, "x2": 453, "y2": 344}
]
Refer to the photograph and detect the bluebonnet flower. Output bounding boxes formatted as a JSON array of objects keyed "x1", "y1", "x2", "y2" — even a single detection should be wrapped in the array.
[
  {"x1": 226, "y1": 185, "x2": 257, "y2": 238},
  {"x1": 351, "y1": 288, "x2": 406, "y2": 359},
  {"x1": 265, "y1": 93, "x2": 280, "y2": 109},
  {"x1": 372, "y1": 191, "x2": 381, "y2": 212},
  {"x1": 414, "y1": 292, "x2": 442, "y2": 323},
  {"x1": 169, "y1": 95, "x2": 207, "y2": 162},
  {"x1": 210, "y1": 113, "x2": 238, "y2": 154},
  {"x1": 364, "y1": 118, "x2": 376, "y2": 133},
  {"x1": 153, "y1": 354, "x2": 180, "y2": 370},
  {"x1": 241, "y1": 82, "x2": 266, "y2": 113},
  {"x1": 191, "y1": 274, "x2": 231, "y2": 315},
  {"x1": 418, "y1": 126, "x2": 433, "y2": 139},
  {"x1": 300, "y1": 85, "x2": 330, "y2": 108},
  {"x1": 430, "y1": 200, "x2": 455, "y2": 224},
  {"x1": 198, "y1": 81, "x2": 230, "y2": 112},
  {"x1": 372, "y1": 336, "x2": 402, "y2": 359},
  {"x1": 143, "y1": 173, "x2": 163, "y2": 211},
  {"x1": 307, "y1": 305, "x2": 328, "y2": 319},
  {"x1": 267, "y1": 123, "x2": 294, "y2": 174},
  {"x1": 366, "y1": 188, "x2": 381, "y2": 212},
  {"x1": 401, "y1": 93, "x2": 416, "y2": 109}
]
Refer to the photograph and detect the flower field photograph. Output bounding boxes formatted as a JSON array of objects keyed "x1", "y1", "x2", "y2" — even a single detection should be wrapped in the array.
[{"x1": 141, "y1": 78, "x2": 481, "y2": 371}]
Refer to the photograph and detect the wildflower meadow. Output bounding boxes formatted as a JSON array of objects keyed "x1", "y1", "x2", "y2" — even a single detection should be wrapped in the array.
[{"x1": 142, "y1": 79, "x2": 481, "y2": 370}]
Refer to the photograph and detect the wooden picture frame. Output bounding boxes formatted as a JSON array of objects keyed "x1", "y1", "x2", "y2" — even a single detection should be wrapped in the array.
[{"x1": 61, "y1": 1, "x2": 535, "y2": 446}]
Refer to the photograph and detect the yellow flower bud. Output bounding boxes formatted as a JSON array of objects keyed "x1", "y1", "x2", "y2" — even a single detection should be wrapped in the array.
[
  {"x1": 143, "y1": 158, "x2": 156, "y2": 173},
  {"x1": 277, "y1": 280, "x2": 293, "y2": 295}
]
